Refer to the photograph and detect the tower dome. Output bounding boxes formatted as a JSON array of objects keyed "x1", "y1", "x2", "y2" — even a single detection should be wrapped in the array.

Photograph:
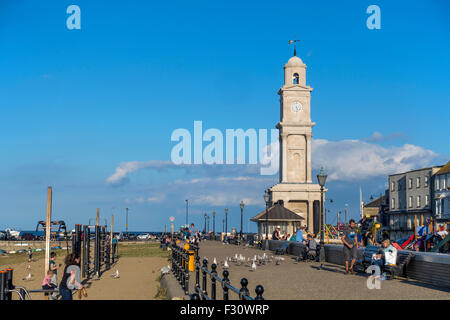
[{"x1": 285, "y1": 55, "x2": 304, "y2": 67}]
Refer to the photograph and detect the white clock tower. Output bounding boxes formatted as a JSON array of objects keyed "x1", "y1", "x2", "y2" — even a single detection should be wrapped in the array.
[{"x1": 267, "y1": 52, "x2": 324, "y2": 234}]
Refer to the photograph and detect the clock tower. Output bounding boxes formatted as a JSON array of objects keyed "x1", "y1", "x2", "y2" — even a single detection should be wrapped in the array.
[{"x1": 267, "y1": 52, "x2": 324, "y2": 234}]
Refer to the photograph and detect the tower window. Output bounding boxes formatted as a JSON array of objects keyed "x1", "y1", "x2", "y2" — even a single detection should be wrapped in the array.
[{"x1": 293, "y1": 73, "x2": 299, "y2": 84}]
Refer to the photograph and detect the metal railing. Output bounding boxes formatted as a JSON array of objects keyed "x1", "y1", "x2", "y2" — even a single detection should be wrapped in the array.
[{"x1": 191, "y1": 256, "x2": 264, "y2": 300}]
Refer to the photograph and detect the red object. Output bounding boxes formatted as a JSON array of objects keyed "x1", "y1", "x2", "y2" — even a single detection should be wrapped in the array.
[
  {"x1": 401, "y1": 235, "x2": 415, "y2": 249},
  {"x1": 392, "y1": 242, "x2": 402, "y2": 250}
]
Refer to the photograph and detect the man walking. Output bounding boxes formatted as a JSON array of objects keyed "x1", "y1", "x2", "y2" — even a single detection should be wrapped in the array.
[{"x1": 341, "y1": 219, "x2": 358, "y2": 274}]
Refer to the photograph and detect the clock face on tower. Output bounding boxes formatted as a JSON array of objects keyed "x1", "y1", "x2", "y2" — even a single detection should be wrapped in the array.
[{"x1": 291, "y1": 101, "x2": 303, "y2": 112}]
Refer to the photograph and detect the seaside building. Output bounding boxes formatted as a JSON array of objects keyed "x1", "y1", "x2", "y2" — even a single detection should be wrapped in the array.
[
  {"x1": 388, "y1": 165, "x2": 442, "y2": 240},
  {"x1": 434, "y1": 161, "x2": 450, "y2": 225}
]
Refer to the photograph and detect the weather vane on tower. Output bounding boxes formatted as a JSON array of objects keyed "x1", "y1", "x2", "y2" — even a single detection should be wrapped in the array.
[{"x1": 289, "y1": 37, "x2": 300, "y2": 56}]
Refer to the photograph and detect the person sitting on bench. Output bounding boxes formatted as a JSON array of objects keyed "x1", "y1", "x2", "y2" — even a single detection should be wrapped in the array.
[
  {"x1": 301, "y1": 234, "x2": 317, "y2": 260},
  {"x1": 371, "y1": 239, "x2": 397, "y2": 269}
]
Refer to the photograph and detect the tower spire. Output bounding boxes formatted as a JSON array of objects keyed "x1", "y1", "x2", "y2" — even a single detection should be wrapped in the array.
[{"x1": 289, "y1": 37, "x2": 300, "y2": 56}]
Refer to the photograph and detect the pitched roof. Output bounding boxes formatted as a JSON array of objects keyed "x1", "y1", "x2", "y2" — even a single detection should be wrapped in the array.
[
  {"x1": 364, "y1": 195, "x2": 386, "y2": 208},
  {"x1": 250, "y1": 203, "x2": 304, "y2": 222},
  {"x1": 436, "y1": 161, "x2": 450, "y2": 175}
]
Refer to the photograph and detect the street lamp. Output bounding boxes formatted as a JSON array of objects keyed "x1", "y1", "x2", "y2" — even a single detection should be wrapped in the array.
[
  {"x1": 345, "y1": 204, "x2": 349, "y2": 223},
  {"x1": 125, "y1": 208, "x2": 129, "y2": 237},
  {"x1": 317, "y1": 167, "x2": 328, "y2": 262},
  {"x1": 204, "y1": 213, "x2": 207, "y2": 234},
  {"x1": 185, "y1": 200, "x2": 189, "y2": 228},
  {"x1": 225, "y1": 208, "x2": 228, "y2": 240},
  {"x1": 264, "y1": 189, "x2": 270, "y2": 250},
  {"x1": 240, "y1": 200, "x2": 245, "y2": 241},
  {"x1": 212, "y1": 211, "x2": 216, "y2": 237},
  {"x1": 207, "y1": 214, "x2": 210, "y2": 233}
]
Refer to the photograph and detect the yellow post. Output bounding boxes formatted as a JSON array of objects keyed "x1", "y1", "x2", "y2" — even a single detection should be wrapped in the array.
[
  {"x1": 420, "y1": 214, "x2": 423, "y2": 227},
  {"x1": 414, "y1": 215, "x2": 418, "y2": 241}
]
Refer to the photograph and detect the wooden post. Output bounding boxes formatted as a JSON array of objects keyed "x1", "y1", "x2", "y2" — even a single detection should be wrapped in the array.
[
  {"x1": 171, "y1": 223, "x2": 174, "y2": 237},
  {"x1": 96, "y1": 208, "x2": 99, "y2": 226},
  {"x1": 420, "y1": 214, "x2": 424, "y2": 227},
  {"x1": 44, "y1": 187, "x2": 52, "y2": 275}
]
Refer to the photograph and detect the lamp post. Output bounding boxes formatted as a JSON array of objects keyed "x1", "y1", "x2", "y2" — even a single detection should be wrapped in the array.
[
  {"x1": 222, "y1": 218, "x2": 225, "y2": 234},
  {"x1": 225, "y1": 208, "x2": 228, "y2": 240},
  {"x1": 207, "y1": 214, "x2": 210, "y2": 233},
  {"x1": 240, "y1": 200, "x2": 245, "y2": 241},
  {"x1": 264, "y1": 190, "x2": 270, "y2": 250},
  {"x1": 126, "y1": 208, "x2": 129, "y2": 237},
  {"x1": 185, "y1": 200, "x2": 188, "y2": 228},
  {"x1": 212, "y1": 211, "x2": 216, "y2": 237},
  {"x1": 317, "y1": 167, "x2": 327, "y2": 262},
  {"x1": 204, "y1": 213, "x2": 207, "y2": 234},
  {"x1": 345, "y1": 204, "x2": 349, "y2": 224}
]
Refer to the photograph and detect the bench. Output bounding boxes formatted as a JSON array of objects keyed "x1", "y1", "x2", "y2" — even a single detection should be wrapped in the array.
[
  {"x1": 383, "y1": 252, "x2": 415, "y2": 280},
  {"x1": 354, "y1": 245, "x2": 379, "y2": 273},
  {"x1": 275, "y1": 242, "x2": 289, "y2": 255}
]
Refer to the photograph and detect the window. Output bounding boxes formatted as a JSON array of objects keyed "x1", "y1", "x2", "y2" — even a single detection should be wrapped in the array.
[
  {"x1": 443, "y1": 174, "x2": 447, "y2": 189},
  {"x1": 425, "y1": 195, "x2": 429, "y2": 206},
  {"x1": 416, "y1": 177, "x2": 420, "y2": 188},
  {"x1": 436, "y1": 178, "x2": 440, "y2": 191},
  {"x1": 424, "y1": 176, "x2": 429, "y2": 187},
  {"x1": 417, "y1": 196, "x2": 421, "y2": 207},
  {"x1": 391, "y1": 181, "x2": 395, "y2": 192},
  {"x1": 409, "y1": 196, "x2": 413, "y2": 208},
  {"x1": 391, "y1": 198, "x2": 395, "y2": 209},
  {"x1": 408, "y1": 178, "x2": 413, "y2": 189},
  {"x1": 293, "y1": 73, "x2": 299, "y2": 84}
]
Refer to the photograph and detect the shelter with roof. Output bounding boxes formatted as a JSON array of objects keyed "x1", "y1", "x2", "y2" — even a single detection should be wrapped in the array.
[{"x1": 250, "y1": 202, "x2": 304, "y2": 239}]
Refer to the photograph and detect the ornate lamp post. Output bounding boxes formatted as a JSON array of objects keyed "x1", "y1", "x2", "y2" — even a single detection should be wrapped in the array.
[
  {"x1": 212, "y1": 211, "x2": 216, "y2": 237},
  {"x1": 225, "y1": 208, "x2": 228, "y2": 240},
  {"x1": 240, "y1": 200, "x2": 245, "y2": 241},
  {"x1": 317, "y1": 167, "x2": 328, "y2": 262},
  {"x1": 264, "y1": 190, "x2": 270, "y2": 250},
  {"x1": 222, "y1": 218, "x2": 225, "y2": 234}
]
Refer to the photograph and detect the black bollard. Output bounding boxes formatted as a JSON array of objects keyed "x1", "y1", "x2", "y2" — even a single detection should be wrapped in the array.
[
  {"x1": 255, "y1": 285, "x2": 264, "y2": 300},
  {"x1": 195, "y1": 255, "x2": 200, "y2": 293},
  {"x1": 210, "y1": 263, "x2": 217, "y2": 300},
  {"x1": 0, "y1": 270, "x2": 6, "y2": 300},
  {"x1": 202, "y1": 258, "x2": 208, "y2": 299},
  {"x1": 239, "y1": 278, "x2": 250, "y2": 300},
  {"x1": 222, "y1": 270, "x2": 230, "y2": 300},
  {"x1": 6, "y1": 268, "x2": 13, "y2": 300}
]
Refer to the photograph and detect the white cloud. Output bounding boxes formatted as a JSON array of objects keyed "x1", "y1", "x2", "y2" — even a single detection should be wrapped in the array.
[
  {"x1": 106, "y1": 134, "x2": 439, "y2": 185},
  {"x1": 311, "y1": 139, "x2": 438, "y2": 181}
]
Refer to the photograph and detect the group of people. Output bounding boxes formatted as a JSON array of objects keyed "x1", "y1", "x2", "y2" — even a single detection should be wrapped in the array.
[
  {"x1": 271, "y1": 226, "x2": 319, "y2": 261},
  {"x1": 39, "y1": 251, "x2": 84, "y2": 300}
]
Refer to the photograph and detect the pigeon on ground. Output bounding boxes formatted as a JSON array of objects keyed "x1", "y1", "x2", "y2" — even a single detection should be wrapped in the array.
[{"x1": 223, "y1": 260, "x2": 229, "y2": 269}]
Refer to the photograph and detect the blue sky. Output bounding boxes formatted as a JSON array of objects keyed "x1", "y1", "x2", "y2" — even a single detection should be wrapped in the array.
[{"x1": 0, "y1": 0, "x2": 449, "y2": 231}]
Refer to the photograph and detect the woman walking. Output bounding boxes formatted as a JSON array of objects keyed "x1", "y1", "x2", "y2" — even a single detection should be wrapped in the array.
[{"x1": 59, "y1": 253, "x2": 84, "y2": 300}]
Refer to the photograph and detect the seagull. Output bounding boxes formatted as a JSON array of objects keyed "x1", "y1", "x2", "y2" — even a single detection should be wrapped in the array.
[
  {"x1": 223, "y1": 260, "x2": 229, "y2": 269},
  {"x1": 26, "y1": 264, "x2": 31, "y2": 270},
  {"x1": 213, "y1": 257, "x2": 217, "y2": 265},
  {"x1": 23, "y1": 272, "x2": 33, "y2": 281},
  {"x1": 160, "y1": 265, "x2": 171, "y2": 275},
  {"x1": 110, "y1": 269, "x2": 120, "y2": 278},
  {"x1": 251, "y1": 261, "x2": 256, "y2": 271}
]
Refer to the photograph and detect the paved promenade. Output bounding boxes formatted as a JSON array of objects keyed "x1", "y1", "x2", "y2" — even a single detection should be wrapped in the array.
[{"x1": 191, "y1": 241, "x2": 450, "y2": 300}]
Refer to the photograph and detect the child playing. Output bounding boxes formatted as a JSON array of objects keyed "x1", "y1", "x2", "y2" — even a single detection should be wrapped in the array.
[
  {"x1": 42, "y1": 270, "x2": 58, "y2": 290},
  {"x1": 27, "y1": 247, "x2": 32, "y2": 262}
]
